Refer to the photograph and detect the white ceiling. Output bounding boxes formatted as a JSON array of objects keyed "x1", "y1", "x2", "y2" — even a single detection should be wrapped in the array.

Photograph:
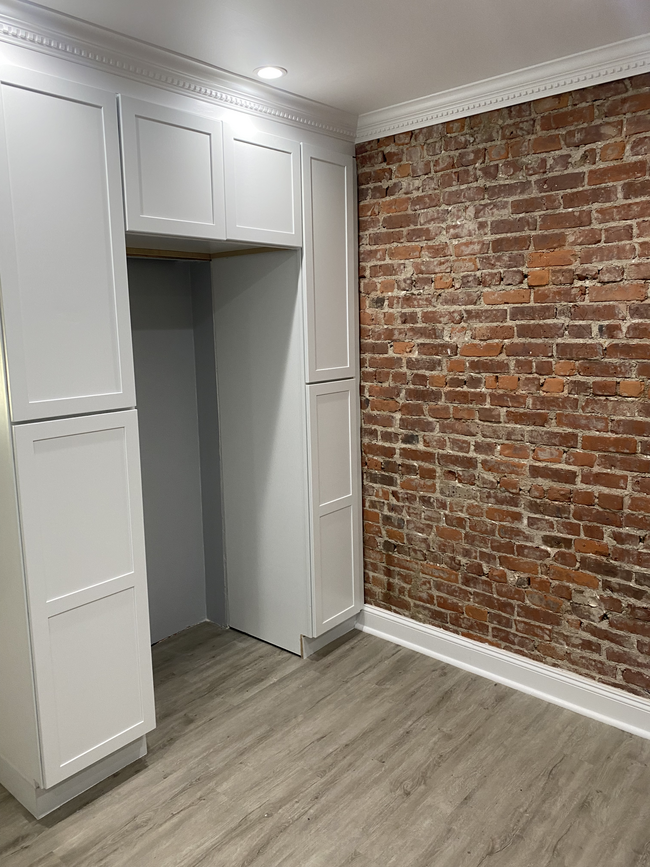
[{"x1": 17, "y1": 0, "x2": 650, "y2": 116}]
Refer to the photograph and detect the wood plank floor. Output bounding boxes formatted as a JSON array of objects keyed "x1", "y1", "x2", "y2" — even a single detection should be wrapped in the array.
[{"x1": 2, "y1": 623, "x2": 650, "y2": 867}]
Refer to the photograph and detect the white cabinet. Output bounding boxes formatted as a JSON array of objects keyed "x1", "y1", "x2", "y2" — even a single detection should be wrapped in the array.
[
  {"x1": 223, "y1": 126, "x2": 302, "y2": 246},
  {"x1": 0, "y1": 52, "x2": 360, "y2": 816},
  {"x1": 308, "y1": 379, "x2": 363, "y2": 636},
  {"x1": 302, "y1": 146, "x2": 359, "y2": 382},
  {"x1": 0, "y1": 68, "x2": 135, "y2": 422},
  {"x1": 119, "y1": 96, "x2": 226, "y2": 240},
  {"x1": 12, "y1": 410, "x2": 155, "y2": 788}
]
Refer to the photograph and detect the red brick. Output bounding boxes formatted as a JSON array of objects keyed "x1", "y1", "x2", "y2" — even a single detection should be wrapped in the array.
[
  {"x1": 483, "y1": 288, "x2": 530, "y2": 305},
  {"x1": 541, "y1": 377, "x2": 564, "y2": 393},
  {"x1": 358, "y1": 80, "x2": 650, "y2": 701},
  {"x1": 527, "y1": 249, "x2": 576, "y2": 267},
  {"x1": 575, "y1": 539, "x2": 609, "y2": 556},
  {"x1": 582, "y1": 435, "x2": 637, "y2": 454},
  {"x1": 587, "y1": 160, "x2": 646, "y2": 186},
  {"x1": 459, "y1": 342, "x2": 503, "y2": 357},
  {"x1": 605, "y1": 92, "x2": 650, "y2": 116},
  {"x1": 533, "y1": 446, "x2": 563, "y2": 463},
  {"x1": 540, "y1": 105, "x2": 594, "y2": 130},
  {"x1": 590, "y1": 283, "x2": 647, "y2": 303},
  {"x1": 549, "y1": 564, "x2": 599, "y2": 589},
  {"x1": 486, "y1": 507, "x2": 522, "y2": 524},
  {"x1": 531, "y1": 134, "x2": 562, "y2": 153}
]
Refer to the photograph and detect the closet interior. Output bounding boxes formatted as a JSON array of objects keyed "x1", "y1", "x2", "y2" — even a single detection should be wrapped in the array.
[{"x1": 128, "y1": 246, "x2": 311, "y2": 654}]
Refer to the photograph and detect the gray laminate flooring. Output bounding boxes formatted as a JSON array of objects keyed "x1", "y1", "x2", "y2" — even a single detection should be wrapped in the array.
[{"x1": 2, "y1": 623, "x2": 650, "y2": 867}]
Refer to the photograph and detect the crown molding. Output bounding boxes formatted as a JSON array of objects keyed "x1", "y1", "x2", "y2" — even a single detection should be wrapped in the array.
[
  {"x1": 0, "y1": 1, "x2": 357, "y2": 140},
  {"x1": 356, "y1": 32, "x2": 650, "y2": 142}
]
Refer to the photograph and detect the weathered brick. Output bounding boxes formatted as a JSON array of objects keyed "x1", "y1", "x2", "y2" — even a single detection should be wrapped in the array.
[
  {"x1": 582, "y1": 435, "x2": 637, "y2": 454},
  {"x1": 358, "y1": 77, "x2": 650, "y2": 699}
]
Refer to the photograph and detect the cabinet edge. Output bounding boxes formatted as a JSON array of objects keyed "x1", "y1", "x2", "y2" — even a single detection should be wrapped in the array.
[
  {"x1": 0, "y1": 735, "x2": 147, "y2": 819},
  {"x1": 0, "y1": 315, "x2": 41, "y2": 786}
]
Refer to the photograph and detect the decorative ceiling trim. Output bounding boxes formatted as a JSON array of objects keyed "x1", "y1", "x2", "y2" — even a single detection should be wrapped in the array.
[
  {"x1": 0, "y1": 2, "x2": 357, "y2": 140},
  {"x1": 356, "y1": 32, "x2": 650, "y2": 142}
]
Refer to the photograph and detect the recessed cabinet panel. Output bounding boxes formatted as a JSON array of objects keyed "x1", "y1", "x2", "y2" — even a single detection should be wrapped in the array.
[
  {"x1": 27, "y1": 427, "x2": 134, "y2": 603},
  {"x1": 0, "y1": 68, "x2": 135, "y2": 421},
  {"x1": 319, "y1": 506, "x2": 356, "y2": 625},
  {"x1": 48, "y1": 589, "x2": 144, "y2": 768},
  {"x1": 119, "y1": 97, "x2": 226, "y2": 238},
  {"x1": 13, "y1": 411, "x2": 155, "y2": 788},
  {"x1": 315, "y1": 389, "x2": 353, "y2": 507},
  {"x1": 224, "y1": 126, "x2": 301, "y2": 246},
  {"x1": 302, "y1": 146, "x2": 358, "y2": 382},
  {"x1": 308, "y1": 380, "x2": 363, "y2": 636}
]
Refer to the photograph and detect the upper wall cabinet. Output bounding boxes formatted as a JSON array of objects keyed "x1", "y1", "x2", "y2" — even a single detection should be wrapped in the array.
[
  {"x1": 301, "y1": 145, "x2": 358, "y2": 383},
  {"x1": 0, "y1": 68, "x2": 135, "y2": 422},
  {"x1": 119, "y1": 97, "x2": 226, "y2": 240},
  {"x1": 223, "y1": 126, "x2": 301, "y2": 246}
]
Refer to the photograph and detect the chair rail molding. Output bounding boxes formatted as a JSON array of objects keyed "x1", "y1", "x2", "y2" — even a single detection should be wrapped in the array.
[
  {"x1": 356, "y1": 32, "x2": 650, "y2": 142},
  {"x1": 0, "y1": 1, "x2": 356, "y2": 140},
  {"x1": 357, "y1": 605, "x2": 650, "y2": 741}
]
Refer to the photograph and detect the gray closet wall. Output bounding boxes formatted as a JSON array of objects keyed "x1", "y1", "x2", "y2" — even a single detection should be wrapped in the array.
[{"x1": 128, "y1": 257, "x2": 226, "y2": 643}]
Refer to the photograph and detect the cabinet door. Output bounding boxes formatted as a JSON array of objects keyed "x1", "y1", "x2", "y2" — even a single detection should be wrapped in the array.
[
  {"x1": 302, "y1": 146, "x2": 358, "y2": 382},
  {"x1": 223, "y1": 126, "x2": 301, "y2": 246},
  {"x1": 13, "y1": 410, "x2": 155, "y2": 789},
  {"x1": 119, "y1": 96, "x2": 226, "y2": 239},
  {"x1": 0, "y1": 68, "x2": 135, "y2": 422},
  {"x1": 307, "y1": 379, "x2": 363, "y2": 636}
]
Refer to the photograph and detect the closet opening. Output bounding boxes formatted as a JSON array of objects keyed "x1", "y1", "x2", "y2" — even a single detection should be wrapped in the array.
[{"x1": 126, "y1": 244, "x2": 311, "y2": 656}]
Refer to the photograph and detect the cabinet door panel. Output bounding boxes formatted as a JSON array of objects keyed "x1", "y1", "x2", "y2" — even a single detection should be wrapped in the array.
[
  {"x1": 319, "y1": 505, "x2": 356, "y2": 625},
  {"x1": 13, "y1": 410, "x2": 155, "y2": 788},
  {"x1": 308, "y1": 380, "x2": 363, "y2": 636},
  {"x1": 224, "y1": 127, "x2": 301, "y2": 246},
  {"x1": 302, "y1": 146, "x2": 358, "y2": 382},
  {"x1": 0, "y1": 68, "x2": 135, "y2": 421},
  {"x1": 48, "y1": 588, "x2": 144, "y2": 768},
  {"x1": 119, "y1": 97, "x2": 226, "y2": 238}
]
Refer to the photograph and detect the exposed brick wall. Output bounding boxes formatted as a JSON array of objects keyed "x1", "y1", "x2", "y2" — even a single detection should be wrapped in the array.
[{"x1": 356, "y1": 74, "x2": 650, "y2": 697}]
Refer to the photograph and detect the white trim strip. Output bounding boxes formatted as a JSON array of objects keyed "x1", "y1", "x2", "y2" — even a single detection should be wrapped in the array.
[
  {"x1": 357, "y1": 605, "x2": 650, "y2": 740},
  {"x1": 356, "y1": 33, "x2": 650, "y2": 142}
]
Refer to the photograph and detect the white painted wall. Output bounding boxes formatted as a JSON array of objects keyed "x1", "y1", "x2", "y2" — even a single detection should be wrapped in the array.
[{"x1": 212, "y1": 250, "x2": 311, "y2": 654}]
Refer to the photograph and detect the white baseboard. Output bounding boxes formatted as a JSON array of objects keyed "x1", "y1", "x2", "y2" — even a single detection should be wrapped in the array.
[
  {"x1": 357, "y1": 605, "x2": 650, "y2": 740},
  {"x1": 0, "y1": 736, "x2": 147, "y2": 819}
]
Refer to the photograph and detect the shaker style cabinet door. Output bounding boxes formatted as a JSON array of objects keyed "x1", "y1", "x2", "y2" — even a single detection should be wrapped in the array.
[
  {"x1": 307, "y1": 379, "x2": 363, "y2": 636},
  {"x1": 223, "y1": 125, "x2": 301, "y2": 246},
  {"x1": 0, "y1": 68, "x2": 135, "y2": 422},
  {"x1": 13, "y1": 410, "x2": 155, "y2": 789},
  {"x1": 119, "y1": 96, "x2": 226, "y2": 239},
  {"x1": 302, "y1": 145, "x2": 358, "y2": 383}
]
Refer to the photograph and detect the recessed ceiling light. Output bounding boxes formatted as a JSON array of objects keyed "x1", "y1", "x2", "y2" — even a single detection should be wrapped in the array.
[{"x1": 254, "y1": 66, "x2": 287, "y2": 80}]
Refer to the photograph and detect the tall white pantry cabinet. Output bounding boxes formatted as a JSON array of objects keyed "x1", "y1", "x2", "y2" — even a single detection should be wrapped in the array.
[{"x1": 0, "y1": 45, "x2": 361, "y2": 818}]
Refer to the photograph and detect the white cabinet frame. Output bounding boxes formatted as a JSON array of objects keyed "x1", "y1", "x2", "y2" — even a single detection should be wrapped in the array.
[
  {"x1": 302, "y1": 145, "x2": 359, "y2": 383},
  {"x1": 0, "y1": 67, "x2": 136, "y2": 422},
  {"x1": 13, "y1": 410, "x2": 155, "y2": 788},
  {"x1": 307, "y1": 379, "x2": 363, "y2": 636},
  {"x1": 119, "y1": 96, "x2": 226, "y2": 239},
  {"x1": 223, "y1": 125, "x2": 302, "y2": 246}
]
